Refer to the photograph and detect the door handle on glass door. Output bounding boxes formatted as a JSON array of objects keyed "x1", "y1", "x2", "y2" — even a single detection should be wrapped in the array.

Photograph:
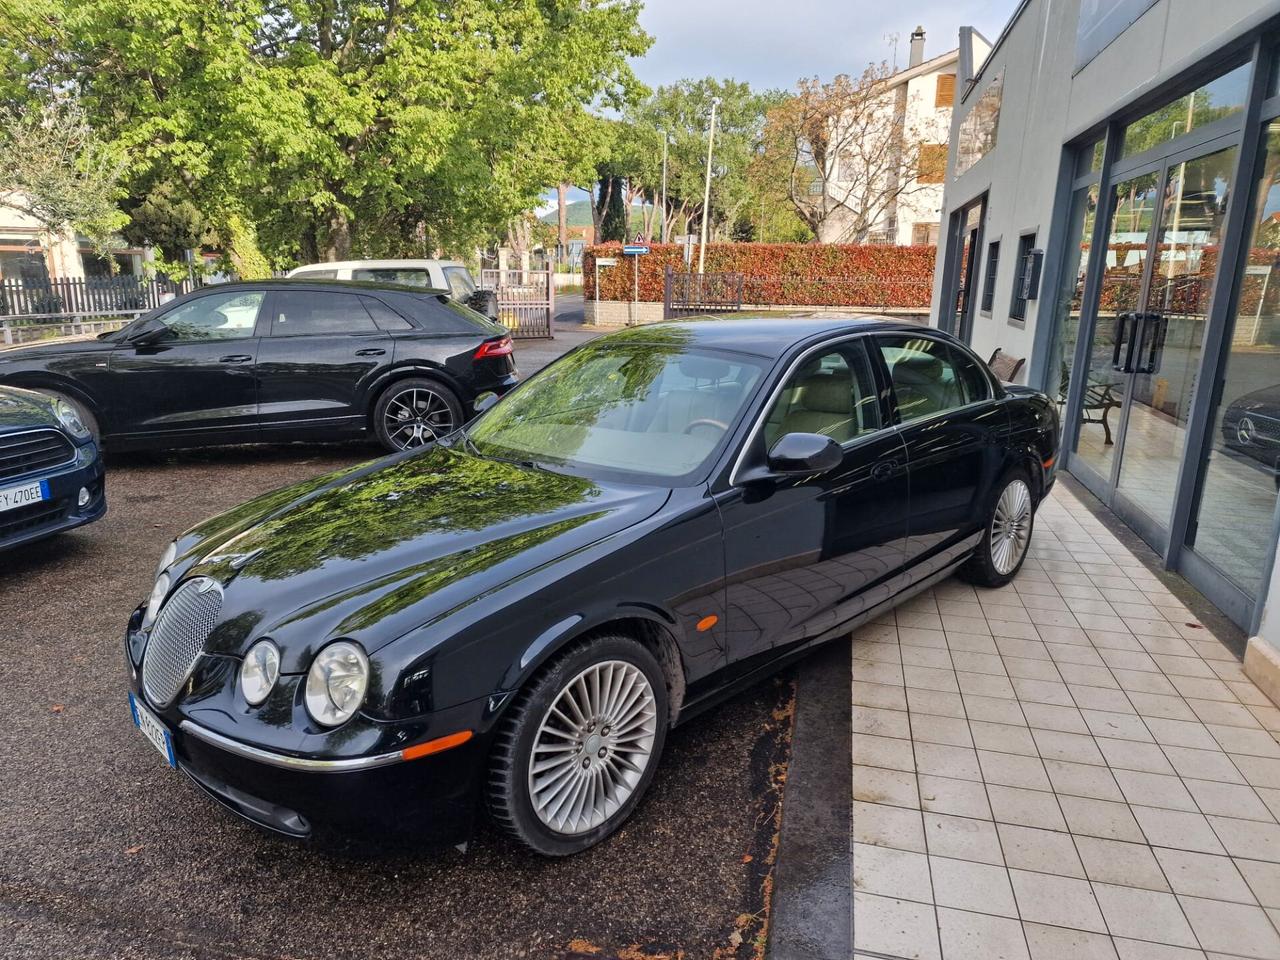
[
  {"x1": 355, "y1": 348, "x2": 386, "y2": 357},
  {"x1": 219, "y1": 355, "x2": 253, "y2": 364},
  {"x1": 1136, "y1": 313, "x2": 1165, "y2": 374},
  {"x1": 1112, "y1": 313, "x2": 1139, "y2": 372}
]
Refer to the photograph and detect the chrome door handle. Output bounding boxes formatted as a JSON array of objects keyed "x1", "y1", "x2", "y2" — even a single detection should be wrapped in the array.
[
  {"x1": 355, "y1": 348, "x2": 386, "y2": 357},
  {"x1": 219, "y1": 354, "x2": 253, "y2": 364}
]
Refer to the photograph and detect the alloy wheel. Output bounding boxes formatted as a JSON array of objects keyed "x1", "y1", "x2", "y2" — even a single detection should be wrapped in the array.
[
  {"x1": 990, "y1": 479, "x2": 1032, "y2": 575},
  {"x1": 383, "y1": 387, "x2": 455, "y2": 450},
  {"x1": 527, "y1": 660, "x2": 658, "y2": 836}
]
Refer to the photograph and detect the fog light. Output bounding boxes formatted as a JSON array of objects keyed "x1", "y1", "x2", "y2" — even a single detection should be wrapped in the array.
[{"x1": 78, "y1": 486, "x2": 90, "y2": 507}]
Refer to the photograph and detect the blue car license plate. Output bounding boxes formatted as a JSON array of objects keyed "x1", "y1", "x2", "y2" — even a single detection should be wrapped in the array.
[{"x1": 129, "y1": 693, "x2": 176, "y2": 769}]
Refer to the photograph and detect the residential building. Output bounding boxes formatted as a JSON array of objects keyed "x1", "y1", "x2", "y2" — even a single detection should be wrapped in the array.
[
  {"x1": 930, "y1": 0, "x2": 1280, "y2": 695},
  {"x1": 0, "y1": 195, "x2": 146, "y2": 285},
  {"x1": 821, "y1": 26, "x2": 991, "y2": 246}
]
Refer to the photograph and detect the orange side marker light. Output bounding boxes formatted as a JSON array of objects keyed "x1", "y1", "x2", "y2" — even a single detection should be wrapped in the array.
[
  {"x1": 401, "y1": 729, "x2": 473, "y2": 761},
  {"x1": 696, "y1": 615, "x2": 719, "y2": 632},
  {"x1": 1042, "y1": 455, "x2": 1056, "y2": 470}
]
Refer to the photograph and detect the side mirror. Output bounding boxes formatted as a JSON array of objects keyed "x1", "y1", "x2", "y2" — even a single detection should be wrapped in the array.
[
  {"x1": 125, "y1": 317, "x2": 168, "y2": 346},
  {"x1": 766, "y1": 432, "x2": 843, "y2": 475},
  {"x1": 472, "y1": 391, "x2": 500, "y2": 416}
]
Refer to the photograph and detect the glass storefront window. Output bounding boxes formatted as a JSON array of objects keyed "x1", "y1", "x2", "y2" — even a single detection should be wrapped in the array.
[
  {"x1": 1121, "y1": 61, "x2": 1251, "y2": 159},
  {"x1": 1047, "y1": 183, "x2": 1100, "y2": 404},
  {"x1": 1188, "y1": 121, "x2": 1280, "y2": 600}
]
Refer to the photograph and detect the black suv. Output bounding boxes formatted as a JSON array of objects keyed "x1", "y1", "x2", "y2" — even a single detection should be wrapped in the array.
[{"x1": 0, "y1": 280, "x2": 518, "y2": 453}]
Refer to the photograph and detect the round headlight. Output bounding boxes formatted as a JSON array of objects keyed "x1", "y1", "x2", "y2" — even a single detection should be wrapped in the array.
[
  {"x1": 239, "y1": 640, "x2": 280, "y2": 706},
  {"x1": 53, "y1": 399, "x2": 91, "y2": 440},
  {"x1": 143, "y1": 572, "x2": 170, "y2": 629},
  {"x1": 156, "y1": 540, "x2": 177, "y2": 579},
  {"x1": 305, "y1": 641, "x2": 369, "y2": 727}
]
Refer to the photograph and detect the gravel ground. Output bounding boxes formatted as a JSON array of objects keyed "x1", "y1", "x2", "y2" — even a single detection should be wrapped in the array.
[{"x1": 0, "y1": 442, "x2": 793, "y2": 960}]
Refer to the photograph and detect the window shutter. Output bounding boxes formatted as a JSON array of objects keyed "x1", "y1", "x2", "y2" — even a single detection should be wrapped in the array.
[{"x1": 936, "y1": 73, "x2": 956, "y2": 108}]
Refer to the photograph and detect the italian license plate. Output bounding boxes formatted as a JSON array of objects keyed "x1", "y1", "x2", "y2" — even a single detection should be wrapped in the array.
[
  {"x1": 129, "y1": 693, "x2": 176, "y2": 769},
  {"x1": 0, "y1": 478, "x2": 48, "y2": 513}
]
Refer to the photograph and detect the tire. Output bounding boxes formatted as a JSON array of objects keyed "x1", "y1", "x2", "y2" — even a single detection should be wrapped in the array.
[
  {"x1": 372, "y1": 377, "x2": 463, "y2": 453},
  {"x1": 35, "y1": 389, "x2": 101, "y2": 443},
  {"x1": 959, "y1": 468, "x2": 1036, "y2": 588},
  {"x1": 486, "y1": 634, "x2": 669, "y2": 857}
]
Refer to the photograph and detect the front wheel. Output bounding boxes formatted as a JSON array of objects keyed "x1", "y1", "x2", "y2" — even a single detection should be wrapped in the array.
[
  {"x1": 372, "y1": 378, "x2": 462, "y2": 453},
  {"x1": 960, "y1": 470, "x2": 1036, "y2": 588},
  {"x1": 486, "y1": 635, "x2": 669, "y2": 856}
]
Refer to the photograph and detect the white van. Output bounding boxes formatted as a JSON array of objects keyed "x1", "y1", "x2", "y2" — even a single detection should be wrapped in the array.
[{"x1": 286, "y1": 259, "x2": 480, "y2": 300}]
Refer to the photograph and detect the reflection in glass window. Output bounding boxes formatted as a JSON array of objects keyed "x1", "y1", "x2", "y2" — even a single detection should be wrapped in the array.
[
  {"x1": 955, "y1": 74, "x2": 1003, "y2": 176},
  {"x1": 158, "y1": 292, "x2": 264, "y2": 340},
  {"x1": 1188, "y1": 120, "x2": 1280, "y2": 599},
  {"x1": 877, "y1": 337, "x2": 971, "y2": 422},
  {"x1": 1121, "y1": 61, "x2": 1250, "y2": 159},
  {"x1": 469, "y1": 338, "x2": 765, "y2": 481},
  {"x1": 1047, "y1": 183, "x2": 1099, "y2": 404}
]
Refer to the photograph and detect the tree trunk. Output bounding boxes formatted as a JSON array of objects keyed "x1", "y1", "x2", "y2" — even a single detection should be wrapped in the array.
[
  {"x1": 323, "y1": 210, "x2": 352, "y2": 261},
  {"x1": 556, "y1": 183, "x2": 568, "y2": 260}
]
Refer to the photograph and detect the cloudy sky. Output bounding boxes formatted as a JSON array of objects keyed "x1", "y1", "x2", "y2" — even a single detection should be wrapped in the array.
[{"x1": 632, "y1": 0, "x2": 1014, "y2": 92}]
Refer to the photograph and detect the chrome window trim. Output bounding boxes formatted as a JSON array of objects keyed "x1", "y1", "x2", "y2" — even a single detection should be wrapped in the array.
[{"x1": 180, "y1": 720, "x2": 406, "y2": 773}]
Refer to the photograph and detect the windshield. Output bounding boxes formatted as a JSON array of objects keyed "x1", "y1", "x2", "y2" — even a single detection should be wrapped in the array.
[{"x1": 468, "y1": 333, "x2": 767, "y2": 483}]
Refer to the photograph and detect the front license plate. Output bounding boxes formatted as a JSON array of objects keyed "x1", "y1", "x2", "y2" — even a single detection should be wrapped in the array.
[
  {"x1": 129, "y1": 693, "x2": 176, "y2": 769},
  {"x1": 0, "y1": 478, "x2": 48, "y2": 513}
]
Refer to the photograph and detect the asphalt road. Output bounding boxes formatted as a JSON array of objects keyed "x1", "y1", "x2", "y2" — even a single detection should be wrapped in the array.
[{"x1": 0, "y1": 442, "x2": 793, "y2": 960}]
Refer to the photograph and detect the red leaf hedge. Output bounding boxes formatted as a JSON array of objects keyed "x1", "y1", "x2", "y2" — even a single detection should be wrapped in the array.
[{"x1": 583, "y1": 243, "x2": 937, "y2": 308}]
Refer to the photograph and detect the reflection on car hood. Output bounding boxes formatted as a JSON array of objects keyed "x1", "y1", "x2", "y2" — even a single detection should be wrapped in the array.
[
  {"x1": 177, "y1": 444, "x2": 670, "y2": 668},
  {"x1": 0, "y1": 332, "x2": 106, "y2": 358},
  {"x1": 0, "y1": 384, "x2": 57, "y2": 433}
]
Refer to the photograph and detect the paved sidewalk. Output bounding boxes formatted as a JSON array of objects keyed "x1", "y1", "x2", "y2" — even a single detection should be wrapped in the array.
[{"x1": 851, "y1": 484, "x2": 1280, "y2": 960}]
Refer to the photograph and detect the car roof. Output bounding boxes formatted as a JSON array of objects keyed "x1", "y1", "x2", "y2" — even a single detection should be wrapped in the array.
[
  {"x1": 288, "y1": 259, "x2": 464, "y2": 272},
  {"x1": 599, "y1": 314, "x2": 945, "y2": 359}
]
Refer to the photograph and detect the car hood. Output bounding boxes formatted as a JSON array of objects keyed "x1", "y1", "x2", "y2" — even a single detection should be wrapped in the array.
[
  {"x1": 0, "y1": 332, "x2": 112, "y2": 359},
  {"x1": 0, "y1": 384, "x2": 57, "y2": 432},
  {"x1": 1232, "y1": 383, "x2": 1280, "y2": 412},
  {"x1": 173, "y1": 443, "x2": 670, "y2": 670}
]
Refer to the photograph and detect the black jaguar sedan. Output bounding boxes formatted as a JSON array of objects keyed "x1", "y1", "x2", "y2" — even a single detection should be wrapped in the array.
[
  {"x1": 123, "y1": 317, "x2": 1057, "y2": 855},
  {"x1": 0, "y1": 280, "x2": 517, "y2": 453},
  {"x1": 0, "y1": 384, "x2": 105, "y2": 549}
]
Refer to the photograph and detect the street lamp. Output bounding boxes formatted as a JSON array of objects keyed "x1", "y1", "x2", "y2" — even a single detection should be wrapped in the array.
[
  {"x1": 698, "y1": 97, "x2": 720, "y2": 276},
  {"x1": 660, "y1": 134, "x2": 668, "y2": 245}
]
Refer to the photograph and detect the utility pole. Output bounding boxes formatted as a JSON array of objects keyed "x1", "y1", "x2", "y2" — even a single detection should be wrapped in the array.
[
  {"x1": 698, "y1": 97, "x2": 720, "y2": 276},
  {"x1": 660, "y1": 136, "x2": 668, "y2": 244}
]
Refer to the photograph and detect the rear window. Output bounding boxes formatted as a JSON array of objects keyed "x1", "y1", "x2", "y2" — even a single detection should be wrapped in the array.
[
  {"x1": 442, "y1": 266, "x2": 477, "y2": 298},
  {"x1": 393, "y1": 293, "x2": 504, "y2": 334}
]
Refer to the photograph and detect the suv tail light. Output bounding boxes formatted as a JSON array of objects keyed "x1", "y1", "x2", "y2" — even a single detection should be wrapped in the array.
[{"x1": 474, "y1": 336, "x2": 513, "y2": 360}]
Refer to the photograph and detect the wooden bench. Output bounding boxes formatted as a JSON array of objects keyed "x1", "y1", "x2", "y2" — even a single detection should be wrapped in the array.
[
  {"x1": 988, "y1": 348, "x2": 1026, "y2": 383},
  {"x1": 1060, "y1": 364, "x2": 1120, "y2": 445}
]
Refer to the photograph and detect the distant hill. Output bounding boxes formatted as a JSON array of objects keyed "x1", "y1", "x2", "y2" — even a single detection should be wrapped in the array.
[{"x1": 540, "y1": 199, "x2": 648, "y2": 229}]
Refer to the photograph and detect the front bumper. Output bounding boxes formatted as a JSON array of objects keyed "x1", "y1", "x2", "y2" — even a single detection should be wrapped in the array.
[
  {"x1": 0, "y1": 442, "x2": 105, "y2": 550},
  {"x1": 123, "y1": 642, "x2": 489, "y2": 845}
]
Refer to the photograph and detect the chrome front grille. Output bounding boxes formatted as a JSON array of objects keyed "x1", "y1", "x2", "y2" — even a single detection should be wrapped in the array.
[
  {"x1": 0, "y1": 428, "x2": 75, "y2": 481},
  {"x1": 141, "y1": 577, "x2": 223, "y2": 707}
]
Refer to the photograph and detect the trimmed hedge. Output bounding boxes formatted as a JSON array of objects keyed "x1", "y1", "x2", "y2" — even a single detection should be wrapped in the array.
[{"x1": 583, "y1": 242, "x2": 936, "y2": 308}]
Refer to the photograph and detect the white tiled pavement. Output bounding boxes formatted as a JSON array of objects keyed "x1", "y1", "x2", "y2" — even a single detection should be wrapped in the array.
[{"x1": 851, "y1": 484, "x2": 1280, "y2": 960}]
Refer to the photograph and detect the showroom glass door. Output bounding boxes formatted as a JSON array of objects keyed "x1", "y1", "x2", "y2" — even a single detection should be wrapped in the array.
[
  {"x1": 1072, "y1": 140, "x2": 1239, "y2": 548},
  {"x1": 1184, "y1": 120, "x2": 1280, "y2": 622}
]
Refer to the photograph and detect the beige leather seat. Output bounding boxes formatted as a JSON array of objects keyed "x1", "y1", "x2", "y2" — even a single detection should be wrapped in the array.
[{"x1": 778, "y1": 372, "x2": 856, "y2": 443}]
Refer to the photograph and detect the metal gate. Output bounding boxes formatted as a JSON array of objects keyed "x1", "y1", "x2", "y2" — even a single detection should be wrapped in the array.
[
  {"x1": 480, "y1": 269, "x2": 554, "y2": 339},
  {"x1": 663, "y1": 265, "x2": 744, "y2": 320}
]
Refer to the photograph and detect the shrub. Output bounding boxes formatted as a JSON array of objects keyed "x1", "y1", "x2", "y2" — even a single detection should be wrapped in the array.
[{"x1": 583, "y1": 243, "x2": 935, "y2": 307}]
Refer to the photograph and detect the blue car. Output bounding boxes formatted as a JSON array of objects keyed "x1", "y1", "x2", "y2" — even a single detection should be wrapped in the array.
[{"x1": 0, "y1": 385, "x2": 106, "y2": 550}]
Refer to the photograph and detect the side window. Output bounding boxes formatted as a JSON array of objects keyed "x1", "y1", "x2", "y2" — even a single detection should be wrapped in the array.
[
  {"x1": 949, "y1": 346, "x2": 992, "y2": 404},
  {"x1": 443, "y1": 267, "x2": 477, "y2": 298},
  {"x1": 877, "y1": 336, "x2": 971, "y2": 423},
  {"x1": 270, "y1": 291, "x2": 377, "y2": 336},
  {"x1": 361, "y1": 296, "x2": 414, "y2": 331},
  {"x1": 763, "y1": 342, "x2": 882, "y2": 449},
  {"x1": 156, "y1": 291, "x2": 264, "y2": 341},
  {"x1": 292, "y1": 269, "x2": 337, "y2": 280},
  {"x1": 351, "y1": 268, "x2": 430, "y2": 287}
]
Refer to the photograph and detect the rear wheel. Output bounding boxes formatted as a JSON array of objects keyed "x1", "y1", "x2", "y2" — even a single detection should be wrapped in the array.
[
  {"x1": 960, "y1": 469, "x2": 1035, "y2": 588},
  {"x1": 486, "y1": 635, "x2": 669, "y2": 856},
  {"x1": 372, "y1": 377, "x2": 462, "y2": 453},
  {"x1": 34, "y1": 389, "x2": 100, "y2": 443}
]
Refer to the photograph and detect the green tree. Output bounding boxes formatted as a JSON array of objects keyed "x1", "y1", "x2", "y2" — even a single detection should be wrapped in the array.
[{"x1": 0, "y1": 0, "x2": 650, "y2": 266}]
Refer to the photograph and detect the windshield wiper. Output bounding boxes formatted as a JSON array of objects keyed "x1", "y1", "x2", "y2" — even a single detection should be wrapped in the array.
[{"x1": 459, "y1": 428, "x2": 542, "y2": 471}]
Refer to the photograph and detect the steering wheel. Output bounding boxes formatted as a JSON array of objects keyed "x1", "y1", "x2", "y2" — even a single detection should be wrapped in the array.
[{"x1": 684, "y1": 418, "x2": 729, "y2": 435}]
